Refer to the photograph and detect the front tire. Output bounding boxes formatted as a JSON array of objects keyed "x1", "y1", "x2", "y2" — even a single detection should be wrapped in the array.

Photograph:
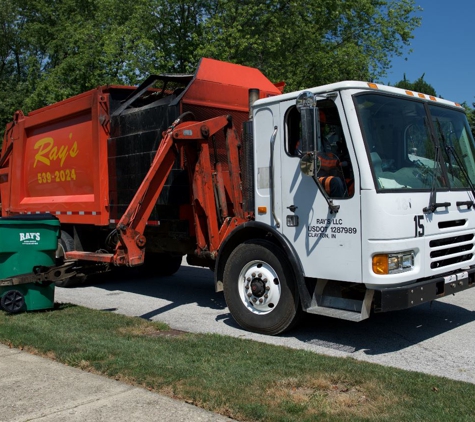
[{"x1": 223, "y1": 239, "x2": 301, "y2": 335}]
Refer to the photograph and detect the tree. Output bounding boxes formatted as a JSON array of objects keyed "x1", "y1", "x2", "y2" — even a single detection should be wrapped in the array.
[
  {"x1": 0, "y1": 0, "x2": 31, "y2": 132},
  {"x1": 18, "y1": 0, "x2": 169, "y2": 108},
  {"x1": 195, "y1": 0, "x2": 422, "y2": 91},
  {"x1": 0, "y1": 0, "x2": 423, "y2": 139},
  {"x1": 394, "y1": 73, "x2": 437, "y2": 96}
]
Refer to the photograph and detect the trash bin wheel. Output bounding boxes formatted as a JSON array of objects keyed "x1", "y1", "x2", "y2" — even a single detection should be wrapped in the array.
[{"x1": 1, "y1": 290, "x2": 25, "y2": 313}]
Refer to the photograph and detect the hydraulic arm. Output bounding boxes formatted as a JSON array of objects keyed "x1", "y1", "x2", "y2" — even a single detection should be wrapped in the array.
[{"x1": 65, "y1": 114, "x2": 249, "y2": 266}]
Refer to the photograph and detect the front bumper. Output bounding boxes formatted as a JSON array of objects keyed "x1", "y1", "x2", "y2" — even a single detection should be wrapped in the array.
[{"x1": 373, "y1": 268, "x2": 475, "y2": 313}]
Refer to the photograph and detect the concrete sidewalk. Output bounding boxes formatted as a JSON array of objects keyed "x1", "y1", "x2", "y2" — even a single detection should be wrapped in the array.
[{"x1": 0, "y1": 344, "x2": 232, "y2": 422}]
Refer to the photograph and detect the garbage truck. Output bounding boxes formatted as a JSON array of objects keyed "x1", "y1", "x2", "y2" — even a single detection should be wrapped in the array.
[{"x1": 2, "y1": 57, "x2": 475, "y2": 334}]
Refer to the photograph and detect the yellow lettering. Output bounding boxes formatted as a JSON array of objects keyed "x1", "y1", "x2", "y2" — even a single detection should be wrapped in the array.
[
  {"x1": 33, "y1": 136, "x2": 79, "y2": 167},
  {"x1": 58, "y1": 146, "x2": 68, "y2": 167},
  {"x1": 70, "y1": 141, "x2": 78, "y2": 158},
  {"x1": 49, "y1": 146, "x2": 59, "y2": 162},
  {"x1": 34, "y1": 138, "x2": 53, "y2": 167}
]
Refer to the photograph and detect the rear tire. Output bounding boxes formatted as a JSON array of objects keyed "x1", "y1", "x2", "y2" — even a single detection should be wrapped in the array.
[
  {"x1": 55, "y1": 231, "x2": 87, "y2": 287},
  {"x1": 223, "y1": 239, "x2": 301, "y2": 335}
]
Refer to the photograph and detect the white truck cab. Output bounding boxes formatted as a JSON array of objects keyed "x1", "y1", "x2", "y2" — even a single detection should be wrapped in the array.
[{"x1": 246, "y1": 81, "x2": 475, "y2": 325}]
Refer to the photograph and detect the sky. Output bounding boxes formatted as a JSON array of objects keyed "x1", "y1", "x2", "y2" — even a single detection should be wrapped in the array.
[{"x1": 386, "y1": 0, "x2": 474, "y2": 105}]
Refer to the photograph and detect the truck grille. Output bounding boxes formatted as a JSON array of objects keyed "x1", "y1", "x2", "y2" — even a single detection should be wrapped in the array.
[{"x1": 430, "y1": 234, "x2": 474, "y2": 269}]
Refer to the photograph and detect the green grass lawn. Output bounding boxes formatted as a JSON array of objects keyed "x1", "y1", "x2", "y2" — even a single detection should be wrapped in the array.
[{"x1": 1, "y1": 303, "x2": 474, "y2": 421}]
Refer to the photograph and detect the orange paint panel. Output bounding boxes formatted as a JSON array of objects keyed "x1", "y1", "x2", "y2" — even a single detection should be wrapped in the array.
[
  {"x1": 24, "y1": 112, "x2": 95, "y2": 198},
  {"x1": 181, "y1": 58, "x2": 281, "y2": 112},
  {"x1": 20, "y1": 194, "x2": 95, "y2": 205},
  {"x1": 195, "y1": 58, "x2": 281, "y2": 95},
  {"x1": 5, "y1": 89, "x2": 111, "y2": 225}
]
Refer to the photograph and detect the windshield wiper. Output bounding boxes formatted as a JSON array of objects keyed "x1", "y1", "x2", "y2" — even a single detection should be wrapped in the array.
[
  {"x1": 436, "y1": 118, "x2": 475, "y2": 209},
  {"x1": 423, "y1": 123, "x2": 448, "y2": 214},
  {"x1": 445, "y1": 145, "x2": 475, "y2": 208},
  {"x1": 423, "y1": 144, "x2": 450, "y2": 213}
]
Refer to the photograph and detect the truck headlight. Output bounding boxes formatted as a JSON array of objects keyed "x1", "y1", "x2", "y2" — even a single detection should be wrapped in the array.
[{"x1": 373, "y1": 251, "x2": 414, "y2": 275}]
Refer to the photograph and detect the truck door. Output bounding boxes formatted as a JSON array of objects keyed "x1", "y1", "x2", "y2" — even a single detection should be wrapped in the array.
[{"x1": 279, "y1": 97, "x2": 362, "y2": 282}]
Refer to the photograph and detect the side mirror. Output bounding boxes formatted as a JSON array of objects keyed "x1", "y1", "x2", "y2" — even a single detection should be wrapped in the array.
[
  {"x1": 296, "y1": 91, "x2": 317, "y2": 153},
  {"x1": 300, "y1": 153, "x2": 322, "y2": 177},
  {"x1": 300, "y1": 153, "x2": 315, "y2": 177},
  {"x1": 296, "y1": 91, "x2": 316, "y2": 109}
]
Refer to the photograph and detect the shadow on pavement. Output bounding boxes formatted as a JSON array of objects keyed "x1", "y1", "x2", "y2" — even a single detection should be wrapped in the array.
[
  {"x1": 79, "y1": 264, "x2": 475, "y2": 356},
  {"x1": 284, "y1": 300, "x2": 475, "y2": 355},
  {"x1": 83, "y1": 264, "x2": 227, "y2": 317}
]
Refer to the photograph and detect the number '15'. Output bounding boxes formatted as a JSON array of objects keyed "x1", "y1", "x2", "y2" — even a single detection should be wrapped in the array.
[{"x1": 414, "y1": 215, "x2": 424, "y2": 237}]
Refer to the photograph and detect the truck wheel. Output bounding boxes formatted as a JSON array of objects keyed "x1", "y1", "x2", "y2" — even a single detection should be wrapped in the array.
[
  {"x1": 1, "y1": 290, "x2": 25, "y2": 313},
  {"x1": 55, "y1": 231, "x2": 87, "y2": 287},
  {"x1": 223, "y1": 239, "x2": 301, "y2": 335}
]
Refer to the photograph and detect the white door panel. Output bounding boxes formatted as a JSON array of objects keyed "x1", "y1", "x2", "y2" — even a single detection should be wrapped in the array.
[{"x1": 279, "y1": 98, "x2": 362, "y2": 282}]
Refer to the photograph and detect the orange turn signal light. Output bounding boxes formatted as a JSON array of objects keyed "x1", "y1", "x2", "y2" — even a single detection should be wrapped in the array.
[{"x1": 372, "y1": 254, "x2": 388, "y2": 275}]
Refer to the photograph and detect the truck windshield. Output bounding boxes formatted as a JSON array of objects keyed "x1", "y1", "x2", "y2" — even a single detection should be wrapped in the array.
[
  {"x1": 430, "y1": 105, "x2": 475, "y2": 189},
  {"x1": 354, "y1": 93, "x2": 475, "y2": 191}
]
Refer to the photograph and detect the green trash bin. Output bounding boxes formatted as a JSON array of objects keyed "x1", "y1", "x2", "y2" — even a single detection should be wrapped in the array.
[{"x1": 0, "y1": 214, "x2": 60, "y2": 313}]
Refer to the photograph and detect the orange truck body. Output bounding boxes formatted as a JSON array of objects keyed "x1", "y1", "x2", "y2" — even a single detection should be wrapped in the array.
[
  {"x1": 1, "y1": 89, "x2": 111, "y2": 225},
  {"x1": 0, "y1": 58, "x2": 281, "y2": 233},
  {"x1": 0, "y1": 57, "x2": 284, "y2": 278}
]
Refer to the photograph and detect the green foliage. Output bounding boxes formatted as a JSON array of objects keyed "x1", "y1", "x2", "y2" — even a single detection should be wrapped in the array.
[
  {"x1": 18, "y1": 0, "x2": 167, "y2": 107},
  {"x1": 462, "y1": 101, "x2": 475, "y2": 138},
  {"x1": 0, "y1": 0, "x2": 422, "y2": 139},
  {"x1": 394, "y1": 73, "x2": 437, "y2": 96},
  {"x1": 196, "y1": 0, "x2": 422, "y2": 91}
]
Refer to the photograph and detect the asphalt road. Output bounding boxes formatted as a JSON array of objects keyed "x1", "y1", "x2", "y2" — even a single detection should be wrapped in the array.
[{"x1": 56, "y1": 262, "x2": 475, "y2": 385}]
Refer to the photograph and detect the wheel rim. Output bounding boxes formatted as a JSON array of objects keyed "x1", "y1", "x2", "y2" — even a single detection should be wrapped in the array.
[
  {"x1": 1, "y1": 290, "x2": 25, "y2": 313},
  {"x1": 238, "y1": 259, "x2": 281, "y2": 315}
]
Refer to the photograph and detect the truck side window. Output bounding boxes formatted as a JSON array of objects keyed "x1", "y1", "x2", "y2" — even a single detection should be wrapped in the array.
[
  {"x1": 286, "y1": 107, "x2": 302, "y2": 157},
  {"x1": 285, "y1": 102, "x2": 354, "y2": 198}
]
